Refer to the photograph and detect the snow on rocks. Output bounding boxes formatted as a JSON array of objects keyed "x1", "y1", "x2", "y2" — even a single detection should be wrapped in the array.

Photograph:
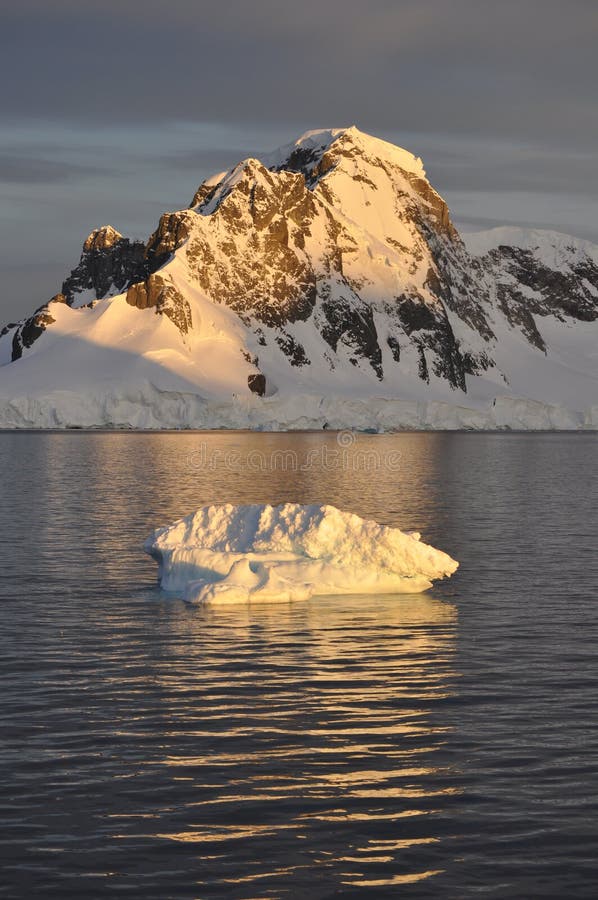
[
  {"x1": 144, "y1": 503, "x2": 459, "y2": 604},
  {"x1": 2, "y1": 128, "x2": 597, "y2": 428}
]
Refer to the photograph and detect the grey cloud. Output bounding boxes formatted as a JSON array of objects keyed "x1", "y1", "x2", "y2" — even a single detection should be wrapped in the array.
[
  {"x1": 417, "y1": 145, "x2": 598, "y2": 197},
  {"x1": 143, "y1": 148, "x2": 247, "y2": 176},
  {"x1": 1, "y1": 0, "x2": 596, "y2": 148},
  {"x1": 433, "y1": 159, "x2": 598, "y2": 197},
  {"x1": 0, "y1": 153, "x2": 109, "y2": 184},
  {"x1": 447, "y1": 187, "x2": 598, "y2": 245}
]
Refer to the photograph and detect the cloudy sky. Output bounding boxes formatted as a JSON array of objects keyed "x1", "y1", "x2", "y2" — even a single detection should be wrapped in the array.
[{"x1": 1, "y1": 0, "x2": 596, "y2": 321}]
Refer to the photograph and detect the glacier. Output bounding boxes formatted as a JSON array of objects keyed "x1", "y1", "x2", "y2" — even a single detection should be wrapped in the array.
[
  {"x1": 144, "y1": 503, "x2": 459, "y2": 604},
  {"x1": 0, "y1": 381, "x2": 592, "y2": 430}
]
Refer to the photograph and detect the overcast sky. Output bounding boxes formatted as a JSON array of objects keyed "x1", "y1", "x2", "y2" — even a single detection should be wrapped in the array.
[{"x1": 1, "y1": 0, "x2": 596, "y2": 322}]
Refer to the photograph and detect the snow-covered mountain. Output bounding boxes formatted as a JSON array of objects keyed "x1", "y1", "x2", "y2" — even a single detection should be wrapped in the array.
[{"x1": 1, "y1": 127, "x2": 597, "y2": 429}]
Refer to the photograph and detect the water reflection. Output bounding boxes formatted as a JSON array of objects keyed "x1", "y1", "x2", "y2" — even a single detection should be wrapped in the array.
[
  {"x1": 1, "y1": 432, "x2": 461, "y2": 897},
  {"x1": 105, "y1": 594, "x2": 459, "y2": 896},
  {"x1": 5, "y1": 432, "x2": 597, "y2": 897}
]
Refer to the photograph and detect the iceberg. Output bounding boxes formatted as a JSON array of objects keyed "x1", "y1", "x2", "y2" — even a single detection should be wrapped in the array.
[{"x1": 144, "y1": 503, "x2": 458, "y2": 604}]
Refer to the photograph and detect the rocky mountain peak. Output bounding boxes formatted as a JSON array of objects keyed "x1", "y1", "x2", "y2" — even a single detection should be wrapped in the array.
[
  {"x1": 62, "y1": 228, "x2": 148, "y2": 309},
  {"x1": 269, "y1": 126, "x2": 426, "y2": 183},
  {"x1": 83, "y1": 225, "x2": 123, "y2": 252},
  {"x1": 191, "y1": 157, "x2": 288, "y2": 218},
  {"x1": 261, "y1": 127, "x2": 458, "y2": 246},
  {"x1": 145, "y1": 210, "x2": 195, "y2": 262},
  {"x1": 3, "y1": 126, "x2": 597, "y2": 429},
  {"x1": 189, "y1": 128, "x2": 429, "y2": 218}
]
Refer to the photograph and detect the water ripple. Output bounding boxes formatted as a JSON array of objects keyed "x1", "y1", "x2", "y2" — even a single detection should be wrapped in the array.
[{"x1": 1, "y1": 432, "x2": 598, "y2": 898}]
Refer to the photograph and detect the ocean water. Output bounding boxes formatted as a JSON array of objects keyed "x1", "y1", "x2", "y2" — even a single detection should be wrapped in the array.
[{"x1": 1, "y1": 431, "x2": 597, "y2": 899}]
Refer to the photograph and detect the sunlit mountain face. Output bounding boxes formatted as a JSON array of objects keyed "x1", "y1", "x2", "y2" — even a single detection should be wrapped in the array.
[{"x1": 1, "y1": 127, "x2": 597, "y2": 429}]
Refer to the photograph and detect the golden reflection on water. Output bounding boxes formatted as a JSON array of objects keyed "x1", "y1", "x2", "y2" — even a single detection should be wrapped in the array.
[
  {"x1": 34, "y1": 432, "x2": 461, "y2": 893},
  {"x1": 122, "y1": 591, "x2": 460, "y2": 892},
  {"x1": 344, "y1": 869, "x2": 444, "y2": 887},
  {"x1": 6, "y1": 431, "x2": 598, "y2": 896},
  {"x1": 38, "y1": 428, "x2": 454, "y2": 538}
]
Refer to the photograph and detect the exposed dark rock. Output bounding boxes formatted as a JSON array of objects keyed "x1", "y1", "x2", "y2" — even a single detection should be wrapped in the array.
[
  {"x1": 190, "y1": 180, "x2": 221, "y2": 209},
  {"x1": 405, "y1": 174, "x2": 459, "y2": 241},
  {"x1": 318, "y1": 290, "x2": 383, "y2": 379},
  {"x1": 273, "y1": 145, "x2": 326, "y2": 180},
  {"x1": 11, "y1": 307, "x2": 56, "y2": 361},
  {"x1": 461, "y1": 349, "x2": 493, "y2": 375},
  {"x1": 495, "y1": 283, "x2": 547, "y2": 351},
  {"x1": 8, "y1": 289, "x2": 76, "y2": 361},
  {"x1": 417, "y1": 346, "x2": 429, "y2": 382},
  {"x1": 0, "y1": 323, "x2": 18, "y2": 339},
  {"x1": 420, "y1": 227, "x2": 495, "y2": 342},
  {"x1": 185, "y1": 165, "x2": 321, "y2": 328},
  {"x1": 241, "y1": 350, "x2": 259, "y2": 367},
  {"x1": 157, "y1": 284, "x2": 193, "y2": 335},
  {"x1": 485, "y1": 246, "x2": 598, "y2": 324},
  {"x1": 398, "y1": 296, "x2": 441, "y2": 334},
  {"x1": 126, "y1": 274, "x2": 192, "y2": 334},
  {"x1": 62, "y1": 226, "x2": 148, "y2": 306},
  {"x1": 83, "y1": 225, "x2": 122, "y2": 252},
  {"x1": 396, "y1": 294, "x2": 467, "y2": 390},
  {"x1": 275, "y1": 332, "x2": 310, "y2": 366},
  {"x1": 145, "y1": 211, "x2": 195, "y2": 269},
  {"x1": 248, "y1": 373, "x2": 266, "y2": 396},
  {"x1": 386, "y1": 334, "x2": 401, "y2": 362},
  {"x1": 126, "y1": 276, "x2": 160, "y2": 310}
]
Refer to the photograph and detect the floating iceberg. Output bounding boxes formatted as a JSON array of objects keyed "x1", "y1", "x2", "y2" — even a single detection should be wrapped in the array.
[{"x1": 144, "y1": 503, "x2": 458, "y2": 604}]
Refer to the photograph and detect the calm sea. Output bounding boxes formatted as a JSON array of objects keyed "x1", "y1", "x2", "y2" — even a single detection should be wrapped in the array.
[{"x1": 1, "y1": 431, "x2": 597, "y2": 899}]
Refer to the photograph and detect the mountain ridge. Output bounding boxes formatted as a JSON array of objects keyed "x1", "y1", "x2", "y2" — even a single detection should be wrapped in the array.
[{"x1": 1, "y1": 126, "x2": 597, "y2": 429}]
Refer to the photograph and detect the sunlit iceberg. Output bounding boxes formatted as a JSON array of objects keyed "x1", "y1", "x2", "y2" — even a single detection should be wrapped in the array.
[{"x1": 144, "y1": 503, "x2": 458, "y2": 604}]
